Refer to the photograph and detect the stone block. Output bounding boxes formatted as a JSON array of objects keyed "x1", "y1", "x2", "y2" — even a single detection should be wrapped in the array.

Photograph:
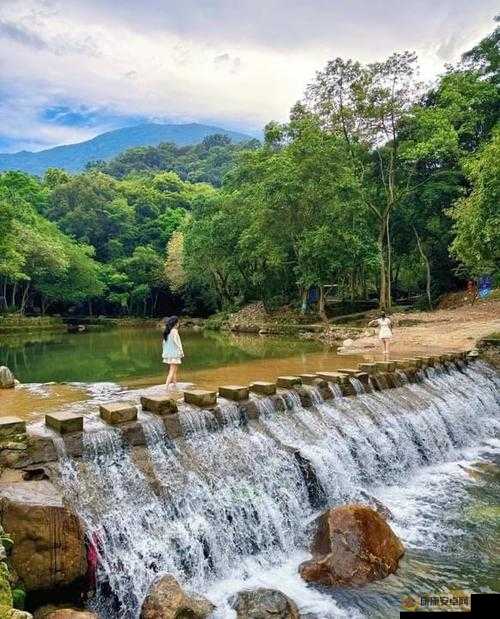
[
  {"x1": 45, "y1": 411, "x2": 83, "y2": 435},
  {"x1": 276, "y1": 376, "x2": 302, "y2": 388},
  {"x1": 249, "y1": 381, "x2": 276, "y2": 396},
  {"x1": 183, "y1": 389, "x2": 217, "y2": 407},
  {"x1": 300, "y1": 373, "x2": 320, "y2": 384},
  {"x1": 0, "y1": 417, "x2": 26, "y2": 441},
  {"x1": 316, "y1": 371, "x2": 348, "y2": 383},
  {"x1": 140, "y1": 395, "x2": 178, "y2": 416},
  {"x1": 218, "y1": 385, "x2": 250, "y2": 401},
  {"x1": 237, "y1": 400, "x2": 260, "y2": 421},
  {"x1": 337, "y1": 368, "x2": 363, "y2": 376},
  {"x1": 358, "y1": 363, "x2": 378, "y2": 375},
  {"x1": 99, "y1": 402, "x2": 137, "y2": 425},
  {"x1": 374, "y1": 361, "x2": 397, "y2": 372},
  {"x1": 163, "y1": 414, "x2": 183, "y2": 440},
  {"x1": 408, "y1": 358, "x2": 423, "y2": 368}
]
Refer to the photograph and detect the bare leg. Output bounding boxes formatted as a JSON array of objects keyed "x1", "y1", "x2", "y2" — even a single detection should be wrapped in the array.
[
  {"x1": 165, "y1": 364, "x2": 175, "y2": 389},
  {"x1": 383, "y1": 339, "x2": 389, "y2": 356},
  {"x1": 172, "y1": 365, "x2": 179, "y2": 390}
]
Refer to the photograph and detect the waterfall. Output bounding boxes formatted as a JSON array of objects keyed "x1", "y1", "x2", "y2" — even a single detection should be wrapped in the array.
[{"x1": 53, "y1": 361, "x2": 499, "y2": 618}]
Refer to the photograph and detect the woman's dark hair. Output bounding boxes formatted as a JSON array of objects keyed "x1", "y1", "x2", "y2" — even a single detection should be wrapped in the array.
[
  {"x1": 163, "y1": 316, "x2": 179, "y2": 340},
  {"x1": 380, "y1": 311, "x2": 386, "y2": 318}
]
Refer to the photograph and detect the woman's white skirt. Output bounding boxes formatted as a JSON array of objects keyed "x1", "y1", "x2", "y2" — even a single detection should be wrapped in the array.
[{"x1": 163, "y1": 357, "x2": 182, "y2": 364}]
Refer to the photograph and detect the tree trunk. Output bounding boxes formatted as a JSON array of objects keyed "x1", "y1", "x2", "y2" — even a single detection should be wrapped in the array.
[
  {"x1": 300, "y1": 288, "x2": 308, "y2": 314},
  {"x1": 413, "y1": 226, "x2": 432, "y2": 310},
  {"x1": 318, "y1": 285, "x2": 328, "y2": 322},
  {"x1": 378, "y1": 226, "x2": 388, "y2": 310},
  {"x1": 20, "y1": 282, "x2": 30, "y2": 315},
  {"x1": 11, "y1": 283, "x2": 17, "y2": 309}
]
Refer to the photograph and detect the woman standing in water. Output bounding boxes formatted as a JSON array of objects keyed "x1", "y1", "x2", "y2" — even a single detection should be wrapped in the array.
[
  {"x1": 369, "y1": 311, "x2": 393, "y2": 356},
  {"x1": 162, "y1": 316, "x2": 184, "y2": 390}
]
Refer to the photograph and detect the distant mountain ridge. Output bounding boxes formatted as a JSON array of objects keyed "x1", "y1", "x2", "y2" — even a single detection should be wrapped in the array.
[{"x1": 0, "y1": 123, "x2": 253, "y2": 176}]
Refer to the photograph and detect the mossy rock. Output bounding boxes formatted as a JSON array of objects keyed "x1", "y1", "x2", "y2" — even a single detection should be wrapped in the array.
[
  {"x1": 12, "y1": 588, "x2": 25, "y2": 610},
  {"x1": 1, "y1": 537, "x2": 13, "y2": 553},
  {"x1": 0, "y1": 562, "x2": 13, "y2": 607}
]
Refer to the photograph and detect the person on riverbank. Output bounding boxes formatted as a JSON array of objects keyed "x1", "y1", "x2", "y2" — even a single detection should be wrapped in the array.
[
  {"x1": 369, "y1": 311, "x2": 393, "y2": 356},
  {"x1": 162, "y1": 316, "x2": 184, "y2": 390}
]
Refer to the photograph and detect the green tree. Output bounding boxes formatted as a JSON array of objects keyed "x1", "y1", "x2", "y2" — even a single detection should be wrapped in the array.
[{"x1": 449, "y1": 127, "x2": 500, "y2": 276}]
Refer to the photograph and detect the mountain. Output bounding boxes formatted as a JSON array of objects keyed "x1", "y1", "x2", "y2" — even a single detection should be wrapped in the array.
[{"x1": 0, "y1": 123, "x2": 253, "y2": 176}]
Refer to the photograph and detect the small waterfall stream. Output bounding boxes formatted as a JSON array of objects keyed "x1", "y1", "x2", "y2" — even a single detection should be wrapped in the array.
[{"x1": 53, "y1": 361, "x2": 499, "y2": 618}]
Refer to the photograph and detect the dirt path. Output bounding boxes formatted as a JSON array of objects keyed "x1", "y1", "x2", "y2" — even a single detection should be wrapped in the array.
[{"x1": 345, "y1": 297, "x2": 500, "y2": 359}]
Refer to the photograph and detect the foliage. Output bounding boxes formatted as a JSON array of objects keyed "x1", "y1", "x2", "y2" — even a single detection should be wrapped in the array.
[
  {"x1": 0, "y1": 23, "x2": 498, "y2": 318},
  {"x1": 89, "y1": 135, "x2": 260, "y2": 186},
  {"x1": 449, "y1": 127, "x2": 500, "y2": 276}
]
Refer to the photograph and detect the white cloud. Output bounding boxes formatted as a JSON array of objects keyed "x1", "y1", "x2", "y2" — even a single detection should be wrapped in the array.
[{"x1": 0, "y1": 0, "x2": 497, "y2": 151}]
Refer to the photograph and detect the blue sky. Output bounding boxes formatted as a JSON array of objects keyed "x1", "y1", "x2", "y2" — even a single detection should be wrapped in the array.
[{"x1": 0, "y1": 0, "x2": 497, "y2": 153}]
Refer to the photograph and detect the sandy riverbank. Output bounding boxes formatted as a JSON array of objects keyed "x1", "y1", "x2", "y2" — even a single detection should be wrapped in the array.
[{"x1": 348, "y1": 297, "x2": 499, "y2": 358}]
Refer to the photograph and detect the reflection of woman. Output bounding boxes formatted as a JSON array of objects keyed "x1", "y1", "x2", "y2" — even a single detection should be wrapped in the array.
[
  {"x1": 369, "y1": 311, "x2": 393, "y2": 357},
  {"x1": 162, "y1": 316, "x2": 184, "y2": 390}
]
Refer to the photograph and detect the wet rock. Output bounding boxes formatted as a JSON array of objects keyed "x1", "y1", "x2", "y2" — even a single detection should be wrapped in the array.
[
  {"x1": 230, "y1": 588, "x2": 300, "y2": 619},
  {"x1": 140, "y1": 574, "x2": 215, "y2": 619},
  {"x1": 34, "y1": 607, "x2": 97, "y2": 619},
  {"x1": 0, "y1": 481, "x2": 87, "y2": 591},
  {"x1": 0, "y1": 366, "x2": 16, "y2": 389},
  {"x1": 299, "y1": 504, "x2": 404, "y2": 587}
]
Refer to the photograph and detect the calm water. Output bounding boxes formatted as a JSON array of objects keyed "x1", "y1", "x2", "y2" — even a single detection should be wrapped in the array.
[{"x1": 0, "y1": 327, "x2": 328, "y2": 384}]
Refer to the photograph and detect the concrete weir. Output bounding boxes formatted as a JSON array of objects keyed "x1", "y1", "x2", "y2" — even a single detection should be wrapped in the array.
[{"x1": 0, "y1": 351, "x2": 473, "y2": 471}]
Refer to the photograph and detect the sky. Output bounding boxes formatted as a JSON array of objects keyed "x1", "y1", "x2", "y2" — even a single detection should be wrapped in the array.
[{"x1": 0, "y1": 0, "x2": 497, "y2": 153}]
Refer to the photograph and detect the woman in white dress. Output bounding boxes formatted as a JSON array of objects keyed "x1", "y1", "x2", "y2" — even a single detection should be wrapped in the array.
[
  {"x1": 162, "y1": 315, "x2": 184, "y2": 390},
  {"x1": 369, "y1": 311, "x2": 393, "y2": 356}
]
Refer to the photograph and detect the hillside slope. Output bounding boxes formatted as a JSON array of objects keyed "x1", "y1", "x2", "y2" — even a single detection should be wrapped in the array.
[{"x1": 0, "y1": 123, "x2": 252, "y2": 175}]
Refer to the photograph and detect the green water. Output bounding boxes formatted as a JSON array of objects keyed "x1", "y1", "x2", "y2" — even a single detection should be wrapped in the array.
[{"x1": 0, "y1": 327, "x2": 324, "y2": 384}]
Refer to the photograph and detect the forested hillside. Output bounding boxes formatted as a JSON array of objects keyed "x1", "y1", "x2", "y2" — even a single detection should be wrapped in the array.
[
  {"x1": 0, "y1": 123, "x2": 253, "y2": 176},
  {"x1": 89, "y1": 134, "x2": 260, "y2": 186},
  {"x1": 0, "y1": 24, "x2": 498, "y2": 318}
]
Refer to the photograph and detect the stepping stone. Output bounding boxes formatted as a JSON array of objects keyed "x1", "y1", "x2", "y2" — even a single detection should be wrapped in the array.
[
  {"x1": 184, "y1": 389, "x2": 217, "y2": 407},
  {"x1": 358, "y1": 363, "x2": 378, "y2": 375},
  {"x1": 276, "y1": 376, "x2": 302, "y2": 388},
  {"x1": 409, "y1": 358, "x2": 424, "y2": 368},
  {"x1": 45, "y1": 411, "x2": 83, "y2": 435},
  {"x1": 399, "y1": 358, "x2": 418, "y2": 368},
  {"x1": 218, "y1": 385, "x2": 249, "y2": 401},
  {"x1": 374, "y1": 361, "x2": 397, "y2": 372},
  {"x1": 337, "y1": 368, "x2": 363, "y2": 376},
  {"x1": 316, "y1": 371, "x2": 348, "y2": 383},
  {"x1": 300, "y1": 373, "x2": 321, "y2": 384},
  {"x1": 0, "y1": 416, "x2": 26, "y2": 441},
  {"x1": 249, "y1": 382, "x2": 277, "y2": 396},
  {"x1": 141, "y1": 395, "x2": 178, "y2": 416},
  {"x1": 395, "y1": 360, "x2": 412, "y2": 370},
  {"x1": 99, "y1": 402, "x2": 137, "y2": 425}
]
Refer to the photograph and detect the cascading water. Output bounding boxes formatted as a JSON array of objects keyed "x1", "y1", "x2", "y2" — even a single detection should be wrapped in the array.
[{"x1": 53, "y1": 361, "x2": 499, "y2": 618}]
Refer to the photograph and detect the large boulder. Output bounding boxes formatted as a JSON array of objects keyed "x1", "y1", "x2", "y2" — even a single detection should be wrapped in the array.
[
  {"x1": 140, "y1": 575, "x2": 215, "y2": 619},
  {"x1": 0, "y1": 367, "x2": 15, "y2": 389},
  {"x1": 0, "y1": 481, "x2": 87, "y2": 592},
  {"x1": 299, "y1": 504, "x2": 404, "y2": 587},
  {"x1": 230, "y1": 588, "x2": 299, "y2": 619}
]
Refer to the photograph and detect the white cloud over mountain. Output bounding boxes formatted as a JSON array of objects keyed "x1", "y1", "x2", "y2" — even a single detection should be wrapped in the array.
[{"x1": 0, "y1": 0, "x2": 497, "y2": 152}]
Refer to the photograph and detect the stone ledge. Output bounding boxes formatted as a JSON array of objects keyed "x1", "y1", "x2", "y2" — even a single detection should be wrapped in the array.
[
  {"x1": 316, "y1": 371, "x2": 348, "y2": 383},
  {"x1": 99, "y1": 402, "x2": 137, "y2": 425},
  {"x1": 218, "y1": 385, "x2": 250, "y2": 401},
  {"x1": 249, "y1": 382, "x2": 277, "y2": 396},
  {"x1": 277, "y1": 376, "x2": 302, "y2": 388},
  {"x1": 0, "y1": 417, "x2": 26, "y2": 441},
  {"x1": 45, "y1": 412, "x2": 83, "y2": 435},
  {"x1": 141, "y1": 395, "x2": 178, "y2": 416},
  {"x1": 183, "y1": 389, "x2": 217, "y2": 407}
]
